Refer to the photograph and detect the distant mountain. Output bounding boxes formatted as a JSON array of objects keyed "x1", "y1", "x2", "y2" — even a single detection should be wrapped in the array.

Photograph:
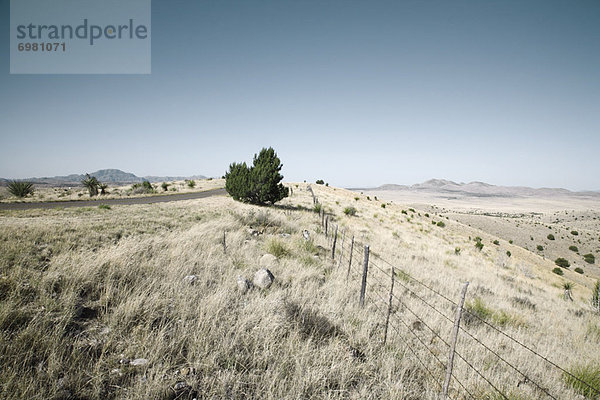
[
  {"x1": 368, "y1": 179, "x2": 599, "y2": 198},
  {"x1": 0, "y1": 169, "x2": 207, "y2": 187}
]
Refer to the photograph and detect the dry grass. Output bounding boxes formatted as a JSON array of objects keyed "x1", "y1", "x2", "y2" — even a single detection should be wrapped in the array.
[{"x1": 0, "y1": 183, "x2": 598, "y2": 399}]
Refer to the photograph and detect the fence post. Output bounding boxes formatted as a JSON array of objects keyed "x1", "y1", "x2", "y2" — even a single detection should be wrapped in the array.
[
  {"x1": 331, "y1": 225, "x2": 338, "y2": 260},
  {"x1": 346, "y1": 236, "x2": 354, "y2": 284},
  {"x1": 321, "y1": 209, "x2": 325, "y2": 228},
  {"x1": 383, "y1": 267, "x2": 395, "y2": 345},
  {"x1": 223, "y1": 231, "x2": 226, "y2": 254},
  {"x1": 325, "y1": 216, "x2": 329, "y2": 237},
  {"x1": 442, "y1": 282, "x2": 470, "y2": 399},
  {"x1": 337, "y1": 229, "x2": 346, "y2": 269},
  {"x1": 359, "y1": 245, "x2": 370, "y2": 307}
]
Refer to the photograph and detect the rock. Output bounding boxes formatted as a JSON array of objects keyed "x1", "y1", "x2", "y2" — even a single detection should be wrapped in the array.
[
  {"x1": 130, "y1": 358, "x2": 149, "y2": 366},
  {"x1": 183, "y1": 275, "x2": 198, "y2": 285},
  {"x1": 259, "y1": 254, "x2": 278, "y2": 267},
  {"x1": 279, "y1": 233, "x2": 291, "y2": 238},
  {"x1": 173, "y1": 381, "x2": 190, "y2": 391},
  {"x1": 253, "y1": 268, "x2": 275, "y2": 289},
  {"x1": 302, "y1": 230, "x2": 310, "y2": 241},
  {"x1": 237, "y1": 276, "x2": 252, "y2": 294}
]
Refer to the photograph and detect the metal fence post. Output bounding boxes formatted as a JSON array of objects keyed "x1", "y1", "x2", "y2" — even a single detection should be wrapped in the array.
[
  {"x1": 331, "y1": 225, "x2": 338, "y2": 259},
  {"x1": 442, "y1": 282, "x2": 470, "y2": 399},
  {"x1": 359, "y1": 245, "x2": 370, "y2": 307},
  {"x1": 346, "y1": 236, "x2": 354, "y2": 284}
]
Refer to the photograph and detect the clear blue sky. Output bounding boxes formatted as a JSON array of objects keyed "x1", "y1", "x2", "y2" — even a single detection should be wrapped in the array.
[{"x1": 1, "y1": 0, "x2": 599, "y2": 190}]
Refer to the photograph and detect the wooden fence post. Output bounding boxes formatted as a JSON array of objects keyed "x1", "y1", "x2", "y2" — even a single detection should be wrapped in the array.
[
  {"x1": 223, "y1": 231, "x2": 226, "y2": 254},
  {"x1": 325, "y1": 216, "x2": 329, "y2": 237},
  {"x1": 321, "y1": 209, "x2": 325, "y2": 227},
  {"x1": 442, "y1": 282, "x2": 470, "y2": 399},
  {"x1": 359, "y1": 245, "x2": 370, "y2": 307},
  {"x1": 383, "y1": 267, "x2": 395, "y2": 345},
  {"x1": 346, "y1": 236, "x2": 354, "y2": 284},
  {"x1": 331, "y1": 225, "x2": 338, "y2": 260}
]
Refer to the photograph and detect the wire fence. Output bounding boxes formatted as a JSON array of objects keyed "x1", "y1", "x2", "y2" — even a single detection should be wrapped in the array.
[{"x1": 315, "y1": 210, "x2": 600, "y2": 400}]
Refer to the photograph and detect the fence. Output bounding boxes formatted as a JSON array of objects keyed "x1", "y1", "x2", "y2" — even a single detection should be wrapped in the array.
[{"x1": 315, "y1": 208, "x2": 600, "y2": 400}]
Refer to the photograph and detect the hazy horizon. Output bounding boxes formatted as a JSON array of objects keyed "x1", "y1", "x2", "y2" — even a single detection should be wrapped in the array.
[{"x1": 1, "y1": 0, "x2": 599, "y2": 191}]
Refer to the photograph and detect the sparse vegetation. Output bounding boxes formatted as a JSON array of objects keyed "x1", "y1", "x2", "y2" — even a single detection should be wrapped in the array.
[
  {"x1": 563, "y1": 364, "x2": 600, "y2": 398},
  {"x1": 436, "y1": 221, "x2": 445, "y2": 227},
  {"x1": 584, "y1": 253, "x2": 595, "y2": 264},
  {"x1": 98, "y1": 204, "x2": 111, "y2": 210},
  {"x1": 265, "y1": 238, "x2": 290, "y2": 258},
  {"x1": 186, "y1": 179, "x2": 196, "y2": 188},
  {"x1": 574, "y1": 267, "x2": 583, "y2": 274},
  {"x1": 547, "y1": 234, "x2": 555, "y2": 240},
  {"x1": 555, "y1": 258, "x2": 570, "y2": 268},
  {"x1": 537, "y1": 245, "x2": 544, "y2": 251},
  {"x1": 7, "y1": 180, "x2": 35, "y2": 198},
  {"x1": 343, "y1": 206, "x2": 357, "y2": 216},
  {"x1": 571, "y1": 230, "x2": 579, "y2": 236},
  {"x1": 552, "y1": 267, "x2": 564, "y2": 276},
  {"x1": 569, "y1": 245, "x2": 579, "y2": 252},
  {"x1": 315, "y1": 179, "x2": 324, "y2": 184},
  {"x1": 493, "y1": 240, "x2": 499, "y2": 245}
]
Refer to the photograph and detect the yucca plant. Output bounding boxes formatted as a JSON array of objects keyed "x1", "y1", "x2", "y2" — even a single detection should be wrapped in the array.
[
  {"x1": 81, "y1": 174, "x2": 100, "y2": 197},
  {"x1": 7, "y1": 180, "x2": 34, "y2": 197},
  {"x1": 563, "y1": 282, "x2": 573, "y2": 301},
  {"x1": 99, "y1": 183, "x2": 108, "y2": 195}
]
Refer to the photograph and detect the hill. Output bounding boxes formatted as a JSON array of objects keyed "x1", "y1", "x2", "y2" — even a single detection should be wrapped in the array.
[
  {"x1": 0, "y1": 183, "x2": 598, "y2": 399},
  {"x1": 0, "y1": 169, "x2": 207, "y2": 187}
]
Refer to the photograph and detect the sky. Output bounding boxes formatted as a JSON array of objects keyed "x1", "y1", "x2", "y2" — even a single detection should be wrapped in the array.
[{"x1": 1, "y1": 0, "x2": 599, "y2": 190}]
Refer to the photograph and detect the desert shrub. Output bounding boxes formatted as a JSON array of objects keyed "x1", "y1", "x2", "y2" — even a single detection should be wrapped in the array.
[
  {"x1": 161, "y1": 182, "x2": 169, "y2": 191},
  {"x1": 509, "y1": 239, "x2": 513, "y2": 244},
  {"x1": 575, "y1": 267, "x2": 584, "y2": 274},
  {"x1": 186, "y1": 179, "x2": 196, "y2": 188},
  {"x1": 354, "y1": 197, "x2": 359, "y2": 201},
  {"x1": 563, "y1": 363, "x2": 600, "y2": 398},
  {"x1": 552, "y1": 267, "x2": 564, "y2": 276},
  {"x1": 493, "y1": 240, "x2": 499, "y2": 245},
  {"x1": 569, "y1": 245, "x2": 579, "y2": 252},
  {"x1": 225, "y1": 147, "x2": 289, "y2": 205},
  {"x1": 98, "y1": 204, "x2": 111, "y2": 210},
  {"x1": 7, "y1": 180, "x2": 34, "y2": 197},
  {"x1": 547, "y1": 234, "x2": 555, "y2": 240},
  {"x1": 475, "y1": 240, "x2": 484, "y2": 251},
  {"x1": 313, "y1": 203, "x2": 322, "y2": 213},
  {"x1": 424, "y1": 213, "x2": 429, "y2": 217},
  {"x1": 474, "y1": 236, "x2": 482, "y2": 242},
  {"x1": 131, "y1": 180, "x2": 155, "y2": 194},
  {"x1": 432, "y1": 220, "x2": 436, "y2": 225},
  {"x1": 506, "y1": 251, "x2": 511, "y2": 257},
  {"x1": 343, "y1": 206, "x2": 357, "y2": 216},
  {"x1": 315, "y1": 179, "x2": 324, "y2": 184},
  {"x1": 381, "y1": 203, "x2": 386, "y2": 208},
  {"x1": 555, "y1": 258, "x2": 570, "y2": 268},
  {"x1": 537, "y1": 245, "x2": 544, "y2": 251},
  {"x1": 81, "y1": 174, "x2": 100, "y2": 196},
  {"x1": 266, "y1": 239, "x2": 290, "y2": 258},
  {"x1": 584, "y1": 253, "x2": 595, "y2": 264},
  {"x1": 401, "y1": 210, "x2": 407, "y2": 215},
  {"x1": 409, "y1": 208, "x2": 415, "y2": 213},
  {"x1": 455, "y1": 247, "x2": 461, "y2": 255},
  {"x1": 464, "y1": 298, "x2": 521, "y2": 327},
  {"x1": 571, "y1": 230, "x2": 579, "y2": 236},
  {"x1": 436, "y1": 221, "x2": 445, "y2": 227},
  {"x1": 366, "y1": 196, "x2": 370, "y2": 200}
]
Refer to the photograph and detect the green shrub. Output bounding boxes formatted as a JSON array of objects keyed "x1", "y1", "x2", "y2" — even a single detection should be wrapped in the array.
[
  {"x1": 436, "y1": 221, "x2": 445, "y2": 227},
  {"x1": 455, "y1": 247, "x2": 461, "y2": 255},
  {"x1": 509, "y1": 240, "x2": 513, "y2": 244},
  {"x1": 552, "y1": 267, "x2": 564, "y2": 276},
  {"x1": 424, "y1": 213, "x2": 430, "y2": 217},
  {"x1": 366, "y1": 196, "x2": 370, "y2": 200},
  {"x1": 186, "y1": 179, "x2": 196, "y2": 188},
  {"x1": 493, "y1": 240, "x2": 499, "y2": 245},
  {"x1": 563, "y1": 363, "x2": 600, "y2": 398},
  {"x1": 316, "y1": 179, "x2": 324, "y2": 185},
  {"x1": 161, "y1": 182, "x2": 169, "y2": 191},
  {"x1": 555, "y1": 258, "x2": 570, "y2": 268},
  {"x1": 354, "y1": 197, "x2": 359, "y2": 201},
  {"x1": 475, "y1": 241, "x2": 484, "y2": 251},
  {"x1": 584, "y1": 253, "x2": 595, "y2": 264},
  {"x1": 574, "y1": 267, "x2": 584, "y2": 274},
  {"x1": 381, "y1": 203, "x2": 386, "y2": 208},
  {"x1": 344, "y1": 207, "x2": 357, "y2": 216},
  {"x1": 7, "y1": 180, "x2": 34, "y2": 198},
  {"x1": 225, "y1": 147, "x2": 289, "y2": 205},
  {"x1": 547, "y1": 234, "x2": 555, "y2": 240},
  {"x1": 571, "y1": 230, "x2": 579, "y2": 236},
  {"x1": 474, "y1": 236, "x2": 482, "y2": 242},
  {"x1": 569, "y1": 245, "x2": 579, "y2": 252},
  {"x1": 401, "y1": 210, "x2": 407, "y2": 215},
  {"x1": 537, "y1": 245, "x2": 544, "y2": 251},
  {"x1": 98, "y1": 204, "x2": 111, "y2": 210},
  {"x1": 432, "y1": 220, "x2": 436, "y2": 225},
  {"x1": 409, "y1": 208, "x2": 415, "y2": 213},
  {"x1": 266, "y1": 239, "x2": 290, "y2": 258},
  {"x1": 313, "y1": 203, "x2": 322, "y2": 213},
  {"x1": 506, "y1": 251, "x2": 511, "y2": 257}
]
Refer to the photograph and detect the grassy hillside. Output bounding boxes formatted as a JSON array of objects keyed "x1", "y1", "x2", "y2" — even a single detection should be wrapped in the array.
[{"x1": 0, "y1": 184, "x2": 598, "y2": 399}]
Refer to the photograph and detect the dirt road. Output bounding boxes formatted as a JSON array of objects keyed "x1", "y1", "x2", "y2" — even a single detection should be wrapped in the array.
[{"x1": 0, "y1": 188, "x2": 227, "y2": 211}]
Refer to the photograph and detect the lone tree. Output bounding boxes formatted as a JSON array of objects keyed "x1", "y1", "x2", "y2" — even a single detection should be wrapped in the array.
[
  {"x1": 81, "y1": 174, "x2": 100, "y2": 197},
  {"x1": 225, "y1": 147, "x2": 289, "y2": 205}
]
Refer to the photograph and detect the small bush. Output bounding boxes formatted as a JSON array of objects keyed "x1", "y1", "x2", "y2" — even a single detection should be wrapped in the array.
[
  {"x1": 506, "y1": 251, "x2": 511, "y2": 257},
  {"x1": 571, "y1": 230, "x2": 579, "y2": 236},
  {"x1": 366, "y1": 196, "x2": 371, "y2": 201},
  {"x1": 98, "y1": 204, "x2": 111, "y2": 210},
  {"x1": 354, "y1": 197, "x2": 359, "y2": 201},
  {"x1": 555, "y1": 258, "x2": 570, "y2": 268},
  {"x1": 569, "y1": 245, "x2": 579, "y2": 252},
  {"x1": 436, "y1": 221, "x2": 445, "y2": 227},
  {"x1": 266, "y1": 239, "x2": 290, "y2": 258},
  {"x1": 161, "y1": 182, "x2": 169, "y2": 191},
  {"x1": 7, "y1": 180, "x2": 34, "y2": 197},
  {"x1": 313, "y1": 203, "x2": 322, "y2": 213},
  {"x1": 186, "y1": 179, "x2": 196, "y2": 188},
  {"x1": 574, "y1": 267, "x2": 584, "y2": 274},
  {"x1": 509, "y1": 240, "x2": 513, "y2": 244},
  {"x1": 316, "y1": 179, "x2": 324, "y2": 184},
  {"x1": 563, "y1": 363, "x2": 600, "y2": 398},
  {"x1": 547, "y1": 234, "x2": 555, "y2": 240},
  {"x1": 493, "y1": 240, "x2": 499, "y2": 245},
  {"x1": 475, "y1": 240, "x2": 484, "y2": 251},
  {"x1": 455, "y1": 247, "x2": 461, "y2": 255},
  {"x1": 401, "y1": 210, "x2": 407, "y2": 215},
  {"x1": 432, "y1": 220, "x2": 436, "y2": 225},
  {"x1": 537, "y1": 245, "x2": 544, "y2": 251},
  {"x1": 344, "y1": 207, "x2": 357, "y2": 216},
  {"x1": 381, "y1": 203, "x2": 386, "y2": 208},
  {"x1": 424, "y1": 213, "x2": 429, "y2": 217},
  {"x1": 584, "y1": 253, "x2": 595, "y2": 264},
  {"x1": 552, "y1": 267, "x2": 564, "y2": 276},
  {"x1": 409, "y1": 208, "x2": 415, "y2": 213}
]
